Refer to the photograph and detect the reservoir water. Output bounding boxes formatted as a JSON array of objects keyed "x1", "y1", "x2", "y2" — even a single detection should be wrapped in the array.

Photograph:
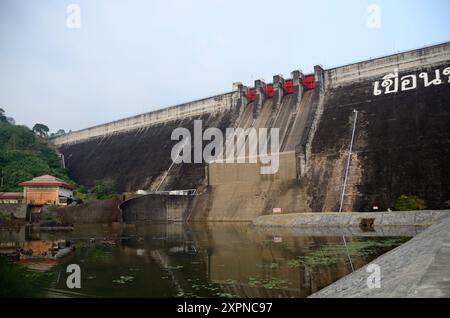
[{"x1": 0, "y1": 223, "x2": 419, "y2": 298}]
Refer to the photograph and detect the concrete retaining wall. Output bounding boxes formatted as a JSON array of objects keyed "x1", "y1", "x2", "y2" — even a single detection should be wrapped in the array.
[
  {"x1": 253, "y1": 210, "x2": 450, "y2": 227},
  {"x1": 0, "y1": 204, "x2": 27, "y2": 219},
  {"x1": 52, "y1": 92, "x2": 234, "y2": 146},
  {"x1": 120, "y1": 194, "x2": 193, "y2": 223},
  {"x1": 208, "y1": 151, "x2": 297, "y2": 185},
  {"x1": 56, "y1": 199, "x2": 120, "y2": 224}
]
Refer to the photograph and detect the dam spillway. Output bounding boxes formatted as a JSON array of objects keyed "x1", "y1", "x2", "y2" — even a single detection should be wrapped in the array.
[{"x1": 53, "y1": 42, "x2": 450, "y2": 221}]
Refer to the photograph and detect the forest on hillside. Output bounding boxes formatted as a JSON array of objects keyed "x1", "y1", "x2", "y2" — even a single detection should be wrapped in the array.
[{"x1": 0, "y1": 109, "x2": 71, "y2": 192}]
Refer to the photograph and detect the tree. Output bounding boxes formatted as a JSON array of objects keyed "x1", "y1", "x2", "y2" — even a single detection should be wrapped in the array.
[
  {"x1": 90, "y1": 178, "x2": 117, "y2": 200},
  {"x1": 32, "y1": 124, "x2": 50, "y2": 137},
  {"x1": 76, "y1": 185, "x2": 87, "y2": 194},
  {"x1": 395, "y1": 195, "x2": 422, "y2": 211},
  {"x1": 50, "y1": 129, "x2": 65, "y2": 138},
  {"x1": 0, "y1": 124, "x2": 72, "y2": 192},
  {"x1": 0, "y1": 108, "x2": 7, "y2": 123},
  {"x1": 0, "y1": 108, "x2": 13, "y2": 124}
]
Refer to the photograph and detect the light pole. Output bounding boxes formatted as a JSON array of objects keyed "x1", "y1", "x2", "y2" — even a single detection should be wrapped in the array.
[{"x1": 339, "y1": 109, "x2": 358, "y2": 213}]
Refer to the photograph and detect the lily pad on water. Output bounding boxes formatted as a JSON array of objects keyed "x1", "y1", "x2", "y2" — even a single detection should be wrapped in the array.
[
  {"x1": 112, "y1": 276, "x2": 134, "y2": 284},
  {"x1": 216, "y1": 292, "x2": 239, "y2": 298},
  {"x1": 248, "y1": 277, "x2": 289, "y2": 289},
  {"x1": 176, "y1": 291, "x2": 198, "y2": 298},
  {"x1": 287, "y1": 238, "x2": 408, "y2": 268},
  {"x1": 163, "y1": 265, "x2": 184, "y2": 270}
]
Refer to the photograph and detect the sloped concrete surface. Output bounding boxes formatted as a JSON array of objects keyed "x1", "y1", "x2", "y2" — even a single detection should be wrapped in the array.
[{"x1": 310, "y1": 216, "x2": 450, "y2": 298}]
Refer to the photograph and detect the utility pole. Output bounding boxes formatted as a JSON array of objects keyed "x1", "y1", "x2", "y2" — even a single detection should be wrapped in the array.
[{"x1": 339, "y1": 109, "x2": 358, "y2": 213}]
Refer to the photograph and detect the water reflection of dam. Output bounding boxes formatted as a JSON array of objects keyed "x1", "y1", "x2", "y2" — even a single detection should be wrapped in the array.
[
  {"x1": 186, "y1": 223, "x2": 413, "y2": 298},
  {"x1": 1, "y1": 223, "x2": 412, "y2": 298}
]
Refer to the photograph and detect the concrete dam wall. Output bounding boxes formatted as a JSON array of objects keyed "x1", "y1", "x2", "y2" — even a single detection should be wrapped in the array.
[{"x1": 54, "y1": 42, "x2": 450, "y2": 221}]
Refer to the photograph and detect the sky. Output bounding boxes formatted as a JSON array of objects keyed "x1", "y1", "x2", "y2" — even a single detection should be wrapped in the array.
[{"x1": 0, "y1": 0, "x2": 449, "y2": 133}]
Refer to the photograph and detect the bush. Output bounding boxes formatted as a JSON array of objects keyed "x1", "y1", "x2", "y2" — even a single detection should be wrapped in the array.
[
  {"x1": 90, "y1": 178, "x2": 117, "y2": 200},
  {"x1": 40, "y1": 209, "x2": 62, "y2": 223},
  {"x1": 0, "y1": 212, "x2": 13, "y2": 223},
  {"x1": 394, "y1": 195, "x2": 424, "y2": 211}
]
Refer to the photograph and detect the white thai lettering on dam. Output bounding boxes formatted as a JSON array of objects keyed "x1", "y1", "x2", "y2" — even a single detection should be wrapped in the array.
[{"x1": 373, "y1": 66, "x2": 450, "y2": 96}]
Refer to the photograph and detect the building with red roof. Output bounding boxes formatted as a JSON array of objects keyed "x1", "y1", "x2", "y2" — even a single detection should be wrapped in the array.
[
  {"x1": 18, "y1": 175, "x2": 74, "y2": 206},
  {"x1": 0, "y1": 192, "x2": 24, "y2": 204}
]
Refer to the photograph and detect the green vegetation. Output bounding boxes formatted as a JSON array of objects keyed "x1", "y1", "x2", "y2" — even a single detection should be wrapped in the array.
[
  {"x1": 0, "y1": 111, "x2": 72, "y2": 192},
  {"x1": 112, "y1": 276, "x2": 134, "y2": 284},
  {"x1": 32, "y1": 123, "x2": 50, "y2": 138},
  {"x1": 90, "y1": 178, "x2": 117, "y2": 200},
  {"x1": 0, "y1": 256, "x2": 56, "y2": 297},
  {"x1": 248, "y1": 277, "x2": 289, "y2": 289},
  {"x1": 0, "y1": 211, "x2": 13, "y2": 223},
  {"x1": 0, "y1": 108, "x2": 14, "y2": 124},
  {"x1": 40, "y1": 208, "x2": 62, "y2": 223},
  {"x1": 395, "y1": 195, "x2": 425, "y2": 211},
  {"x1": 163, "y1": 265, "x2": 184, "y2": 270},
  {"x1": 74, "y1": 179, "x2": 118, "y2": 202},
  {"x1": 287, "y1": 238, "x2": 407, "y2": 268}
]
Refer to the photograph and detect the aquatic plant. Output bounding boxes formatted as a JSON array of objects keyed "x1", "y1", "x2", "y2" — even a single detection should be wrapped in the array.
[
  {"x1": 176, "y1": 291, "x2": 199, "y2": 298},
  {"x1": 216, "y1": 292, "x2": 239, "y2": 298},
  {"x1": 163, "y1": 265, "x2": 184, "y2": 270},
  {"x1": 112, "y1": 276, "x2": 134, "y2": 284},
  {"x1": 248, "y1": 277, "x2": 289, "y2": 289},
  {"x1": 287, "y1": 238, "x2": 407, "y2": 268}
]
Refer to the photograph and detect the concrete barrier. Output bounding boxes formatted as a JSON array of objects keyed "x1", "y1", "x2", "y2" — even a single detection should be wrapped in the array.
[
  {"x1": 56, "y1": 199, "x2": 120, "y2": 224},
  {"x1": 120, "y1": 194, "x2": 193, "y2": 223},
  {"x1": 0, "y1": 204, "x2": 27, "y2": 219},
  {"x1": 253, "y1": 210, "x2": 450, "y2": 228}
]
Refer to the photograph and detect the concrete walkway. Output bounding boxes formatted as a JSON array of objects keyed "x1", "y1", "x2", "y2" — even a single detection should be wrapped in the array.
[{"x1": 310, "y1": 216, "x2": 450, "y2": 298}]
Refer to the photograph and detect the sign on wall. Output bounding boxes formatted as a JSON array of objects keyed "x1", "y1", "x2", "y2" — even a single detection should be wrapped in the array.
[{"x1": 373, "y1": 67, "x2": 450, "y2": 96}]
